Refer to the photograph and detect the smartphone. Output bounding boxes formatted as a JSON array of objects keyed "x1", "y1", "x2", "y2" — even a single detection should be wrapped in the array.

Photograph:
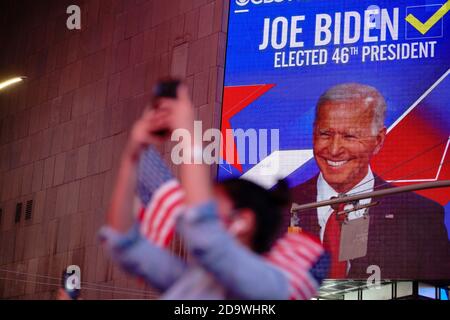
[
  {"x1": 151, "y1": 79, "x2": 181, "y2": 137},
  {"x1": 153, "y1": 79, "x2": 181, "y2": 99}
]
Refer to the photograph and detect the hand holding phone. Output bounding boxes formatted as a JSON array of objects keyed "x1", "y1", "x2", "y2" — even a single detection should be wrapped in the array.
[{"x1": 152, "y1": 79, "x2": 181, "y2": 137}]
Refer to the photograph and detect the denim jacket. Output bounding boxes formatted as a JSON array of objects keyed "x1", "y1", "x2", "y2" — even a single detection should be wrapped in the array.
[{"x1": 99, "y1": 201, "x2": 290, "y2": 300}]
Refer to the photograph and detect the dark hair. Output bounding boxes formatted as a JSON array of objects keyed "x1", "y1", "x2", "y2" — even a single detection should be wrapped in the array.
[{"x1": 218, "y1": 178, "x2": 290, "y2": 254}]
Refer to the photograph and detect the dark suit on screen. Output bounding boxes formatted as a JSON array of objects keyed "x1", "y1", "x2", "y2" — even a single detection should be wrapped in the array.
[{"x1": 283, "y1": 174, "x2": 450, "y2": 280}]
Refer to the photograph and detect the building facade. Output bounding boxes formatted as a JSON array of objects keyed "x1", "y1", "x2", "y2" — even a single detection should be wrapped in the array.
[{"x1": 0, "y1": 0, "x2": 228, "y2": 299}]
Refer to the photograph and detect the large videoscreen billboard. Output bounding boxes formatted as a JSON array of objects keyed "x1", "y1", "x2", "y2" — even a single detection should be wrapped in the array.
[{"x1": 219, "y1": 0, "x2": 450, "y2": 280}]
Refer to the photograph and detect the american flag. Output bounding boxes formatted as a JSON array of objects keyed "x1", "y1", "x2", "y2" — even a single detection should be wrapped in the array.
[
  {"x1": 265, "y1": 232, "x2": 327, "y2": 300},
  {"x1": 136, "y1": 147, "x2": 327, "y2": 299},
  {"x1": 136, "y1": 147, "x2": 186, "y2": 247}
]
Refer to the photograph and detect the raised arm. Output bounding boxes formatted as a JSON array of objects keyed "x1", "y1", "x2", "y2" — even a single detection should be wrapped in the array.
[
  {"x1": 107, "y1": 109, "x2": 168, "y2": 232},
  {"x1": 158, "y1": 84, "x2": 211, "y2": 206},
  {"x1": 102, "y1": 108, "x2": 187, "y2": 291}
]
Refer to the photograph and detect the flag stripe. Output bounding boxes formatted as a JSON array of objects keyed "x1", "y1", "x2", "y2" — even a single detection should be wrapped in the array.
[
  {"x1": 269, "y1": 250, "x2": 315, "y2": 290},
  {"x1": 268, "y1": 252, "x2": 317, "y2": 299},
  {"x1": 147, "y1": 190, "x2": 184, "y2": 241},
  {"x1": 274, "y1": 238, "x2": 321, "y2": 264},
  {"x1": 152, "y1": 199, "x2": 185, "y2": 246},
  {"x1": 267, "y1": 254, "x2": 310, "y2": 299},
  {"x1": 283, "y1": 233, "x2": 324, "y2": 255},
  {"x1": 272, "y1": 243, "x2": 311, "y2": 269},
  {"x1": 140, "y1": 179, "x2": 181, "y2": 236},
  {"x1": 144, "y1": 184, "x2": 183, "y2": 237},
  {"x1": 267, "y1": 233, "x2": 323, "y2": 299},
  {"x1": 159, "y1": 205, "x2": 186, "y2": 246}
]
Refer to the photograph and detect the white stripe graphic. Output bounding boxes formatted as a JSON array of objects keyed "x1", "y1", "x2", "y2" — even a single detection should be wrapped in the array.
[
  {"x1": 387, "y1": 136, "x2": 450, "y2": 183},
  {"x1": 241, "y1": 150, "x2": 314, "y2": 189},
  {"x1": 387, "y1": 68, "x2": 450, "y2": 133}
]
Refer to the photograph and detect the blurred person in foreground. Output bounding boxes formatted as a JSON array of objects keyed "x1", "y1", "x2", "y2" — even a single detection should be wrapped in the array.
[{"x1": 98, "y1": 83, "x2": 330, "y2": 299}]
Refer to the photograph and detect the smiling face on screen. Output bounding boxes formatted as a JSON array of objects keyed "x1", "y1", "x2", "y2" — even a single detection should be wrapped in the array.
[{"x1": 313, "y1": 84, "x2": 386, "y2": 193}]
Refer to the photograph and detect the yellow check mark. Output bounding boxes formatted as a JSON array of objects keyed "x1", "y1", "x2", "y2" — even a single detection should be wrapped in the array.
[{"x1": 406, "y1": 0, "x2": 450, "y2": 35}]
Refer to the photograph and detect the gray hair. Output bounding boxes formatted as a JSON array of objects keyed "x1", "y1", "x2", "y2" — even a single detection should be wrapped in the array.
[{"x1": 315, "y1": 83, "x2": 387, "y2": 134}]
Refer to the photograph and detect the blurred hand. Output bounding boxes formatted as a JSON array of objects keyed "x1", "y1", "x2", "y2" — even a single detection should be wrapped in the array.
[
  {"x1": 124, "y1": 108, "x2": 170, "y2": 163},
  {"x1": 124, "y1": 84, "x2": 194, "y2": 163}
]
